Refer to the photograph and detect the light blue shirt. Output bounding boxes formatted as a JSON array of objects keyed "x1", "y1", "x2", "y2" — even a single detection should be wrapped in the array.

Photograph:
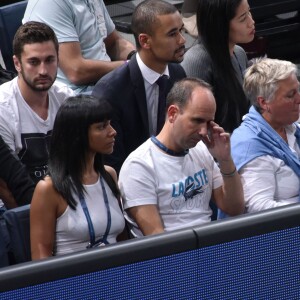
[{"x1": 23, "y1": 0, "x2": 115, "y2": 93}]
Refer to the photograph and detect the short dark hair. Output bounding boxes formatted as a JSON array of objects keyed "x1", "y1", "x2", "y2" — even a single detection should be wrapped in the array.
[
  {"x1": 13, "y1": 21, "x2": 59, "y2": 60},
  {"x1": 48, "y1": 94, "x2": 119, "y2": 209},
  {"x1": 166, "y1": 77, "x2": 212, "y2": 111},
  {"x1": 131, "y1": 0, "x2": 178, "y2": 49}
]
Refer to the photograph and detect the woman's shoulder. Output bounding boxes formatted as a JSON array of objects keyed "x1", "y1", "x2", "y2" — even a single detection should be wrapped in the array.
[
  {"x1": 104, "y1": 165, "x2": 118, "y2": 183},
  {"x1": 233, "y1": 45, "x2": 247, "y2": 60},
  {"x1": 181, "y1": 42, "x2": 213, "y2": 82},
  {"x1": 31, "y1": 176, "x2": 64, "y2": 213},
  {"x1": 233, "y1": 45, "x2": 248, "y2": 72},
  {"x1": 35, "y1": 176, "x2": 54, "y2": 190},
  {"x1": 34, "y1": 176, "x2": 62, "y2": 202},
  {"x1": 183, "y1": 42, "x2": 210, "y2": 61}
]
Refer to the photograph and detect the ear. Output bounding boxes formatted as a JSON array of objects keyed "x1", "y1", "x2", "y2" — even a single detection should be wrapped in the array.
[
  {"x1": 257, "y1": 96, "x2": 269, "y2": 113},
  {"x1": 138, "y1": 33, "x2": 151, "y2": 50},
  {"x1": 13, "y1": 55, "x2": 21, "y2": 73},
  {"x1": 167, "y1": 105, "x2": 180, "y2": 123}
]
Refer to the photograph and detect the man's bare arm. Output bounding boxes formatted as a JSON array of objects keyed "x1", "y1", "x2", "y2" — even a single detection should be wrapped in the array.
[{"x1": 127, "y1": 205, "x2": 164, "y2": 236}]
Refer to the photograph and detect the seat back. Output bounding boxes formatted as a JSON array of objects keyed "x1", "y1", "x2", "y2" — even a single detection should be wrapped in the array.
[
  {"x1": 0, "y1": 1, "x2": 28, "y2": 71},
  {"x1": 3, "y1": 204, "x2": 31, "y2": 264},
  {"x1": 0, "y1": 221, "x2": 9, "y2": 268},
  {"x1": 249, "y1": 0, "x2": 300, "y2": 20},
  {"x1": 246, "y1": 0, "x2": 300, "y2": 59}
]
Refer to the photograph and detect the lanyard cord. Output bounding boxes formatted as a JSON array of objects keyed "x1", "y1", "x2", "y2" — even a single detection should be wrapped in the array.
[
  {"x1": 79, "y1": 176, "x2": 112, "y2": 248},
  {"x1": 151, "y1": 136, "x2": 188, "y2": 156}
]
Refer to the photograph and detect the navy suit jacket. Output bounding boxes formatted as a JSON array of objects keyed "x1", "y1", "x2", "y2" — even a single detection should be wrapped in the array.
[{"x1": 92, "y1": 54, "x2": 186, "y2": 174}]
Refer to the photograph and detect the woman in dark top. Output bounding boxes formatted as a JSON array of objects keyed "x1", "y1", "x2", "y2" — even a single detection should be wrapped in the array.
[{"x1": 182, "y1": 0, "x2": 255, "y2": 132}]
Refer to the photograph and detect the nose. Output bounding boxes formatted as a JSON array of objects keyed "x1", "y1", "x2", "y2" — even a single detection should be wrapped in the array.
[
  {"x1": 39, "y1": 62, "x2": 47, "y2": 75},
  {"x1": 295, "y1": 91, "x2": 300, "y2": 104},
  {"x1": 178, "y1": 31, "x2": 186, "y2": 45},
  {"x1": 248, "y1": 12, "x2": 255, "y2": 27},
  {"x1": 198, "y1": 124, "x2": 208, "y2": 137},
  {"x1": 108, "y1": 124, "x2": 117, "y2": 137}
]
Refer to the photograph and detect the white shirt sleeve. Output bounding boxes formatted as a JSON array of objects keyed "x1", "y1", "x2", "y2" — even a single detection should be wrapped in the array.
[
  {"x1": 0, "y1": 81, "x2": 20, "y2": 151},
  {"x1": 240, "y1": 155, "x2": 299, "y2": 213},
  {"x1": 119, "y1": 157, "x2": 158, "y2": 210}
]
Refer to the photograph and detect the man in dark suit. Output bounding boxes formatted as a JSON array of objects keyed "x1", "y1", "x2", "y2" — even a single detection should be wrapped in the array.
[{"x1": 92, "y1": 0, "x2": 186, "y2": 174}]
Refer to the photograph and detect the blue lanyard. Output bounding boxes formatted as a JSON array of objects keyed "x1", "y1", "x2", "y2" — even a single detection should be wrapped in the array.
[
  {"x1": 79, "y1": 176, "x2": 112, "y2": 248},
  {"x1": 151, "y1": 136, "x2": 188, "y2": 157}
]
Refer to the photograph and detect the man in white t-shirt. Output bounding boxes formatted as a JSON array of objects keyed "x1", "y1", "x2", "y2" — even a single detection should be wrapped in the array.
[
  {"x1": 119, "y1": 78, "x2": 244, "y2": 236},
  {"x1": 23, "y1": 0, "x2": 136, "y2": 93},
  {"x1": 0, "y1": 21, "x2": 74, "y2": 194}
]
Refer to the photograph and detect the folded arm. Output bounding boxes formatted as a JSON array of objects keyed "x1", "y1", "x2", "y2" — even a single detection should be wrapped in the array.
[
  {"x1": 105, "y1": 30, "x2": 135, "y2": 61},
  {"x1": 59, "y1": 30, "x2": 135, "y2": 86}
]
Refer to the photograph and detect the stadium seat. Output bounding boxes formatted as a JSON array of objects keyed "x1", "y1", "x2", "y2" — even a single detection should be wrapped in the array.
[
  {"x1": 3, "y1": 204, "x2": 31, "y2": 264},
  {"x1": 0, "y1": 221, "x2": 9, "y2": 268},
  {"x1": 0, "y1": 1, "x2": 28, "y2": 71},
  {"x1": 246, "y1": 0, "x2": 300, "y2": 60}
]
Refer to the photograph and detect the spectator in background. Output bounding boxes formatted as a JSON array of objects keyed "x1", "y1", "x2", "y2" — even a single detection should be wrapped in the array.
[
  {"x1": 93, "y1": 0, "x2": 186, "y2": 173},
  {"x1": 230, "y1": 58, "x2": 300, "y2": 212},
  {"x1": 0, "y1": 136, "x2": 34, "y2": 209},
  {"x1": 23, "y1": 0, "x2": 136, "y2": 93},
  {"x1": 0, "y1": 135, "x2": 35, "y2": 267},
  {"x1": 119, "y1": 78, "x2": 244, "y2": 237},
  {"x1": 0, "y1": 21, "x2": 73, "y2": 188},
  {"x1": 181, "y1": 0, "x2": 255, "y2": 133},
  {"x1": 30, "y1": 95, "x2": 125, "y2": 259}
]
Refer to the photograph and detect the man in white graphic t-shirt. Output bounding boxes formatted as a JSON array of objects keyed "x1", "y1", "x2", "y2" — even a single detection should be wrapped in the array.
[
  {"x1": 119, "y1": 78, "x2": 245, "y2": 236},
  {"x1": 0, "y1": 21, "x2": 74, "y2": 191}
]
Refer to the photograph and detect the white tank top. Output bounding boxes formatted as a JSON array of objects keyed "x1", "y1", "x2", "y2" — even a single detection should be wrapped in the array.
[{"x1": 54, "y1": 177, "x2": 125, "y2": 255}]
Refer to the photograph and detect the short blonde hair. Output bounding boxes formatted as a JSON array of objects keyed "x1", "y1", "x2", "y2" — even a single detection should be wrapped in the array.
[{"x1": 244, "y1": 58, "x2": 298, "y2": 111}]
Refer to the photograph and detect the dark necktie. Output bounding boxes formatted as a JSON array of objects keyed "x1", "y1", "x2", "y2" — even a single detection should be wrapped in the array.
[{"x1": 156, "y1": 75, "x2": 169, "y2": 134}]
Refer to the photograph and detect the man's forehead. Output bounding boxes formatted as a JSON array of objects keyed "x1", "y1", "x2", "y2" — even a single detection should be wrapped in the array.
[
  {"x1": 178, "y1": 88, "x2": 215, "y2": 116},
  {"x1": 155, "y1": 12, "x2": 183, "y2": 29},
  {"x1": 21, "y1": 42, "x2": 57, "y2": 58},
  {"x1": 22, "y1": 41, "x2": 56, "y2": 52},
  {"x1": 190, "y1": 87, "x2": 215, "y2": 104}
]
